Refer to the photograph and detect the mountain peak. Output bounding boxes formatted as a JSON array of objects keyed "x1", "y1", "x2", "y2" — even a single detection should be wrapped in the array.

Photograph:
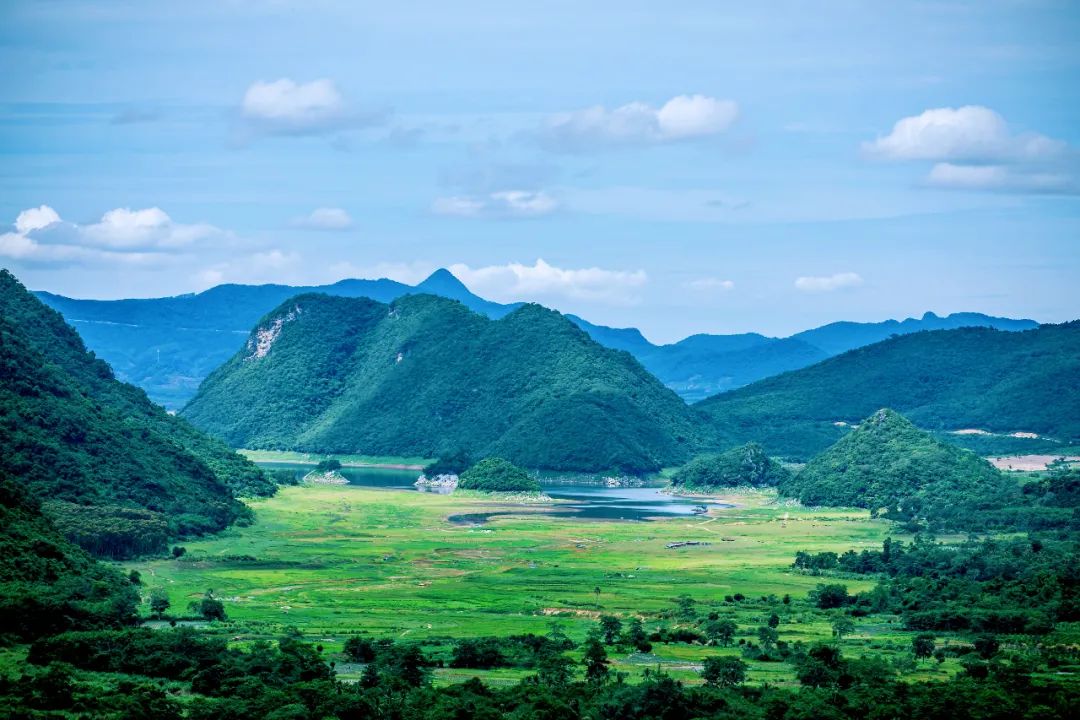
[{"x1": 418, "y1": 268, "x2": 469, "y2": 294}]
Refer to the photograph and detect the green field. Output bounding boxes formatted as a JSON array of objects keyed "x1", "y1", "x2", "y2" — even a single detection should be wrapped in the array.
[{"x1": 124, "y1": 484, "x2": 966, "y2": 686}]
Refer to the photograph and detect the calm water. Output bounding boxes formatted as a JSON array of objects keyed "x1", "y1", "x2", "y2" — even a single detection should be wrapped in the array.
[{"x1": 258, "y1": 462, "x2": 730, "y2": 522}]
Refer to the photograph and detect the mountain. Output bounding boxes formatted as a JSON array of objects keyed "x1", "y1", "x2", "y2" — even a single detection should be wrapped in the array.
[
  {"x1": 670, "y1": 442, "x2": 792, "y2": 489},
  {"x1": 697, "y1": 323, "x2": 1080, "y2": 460},
  {"x1": 182, "y1": 293, "x2": 709, "y2": 473},
  {"x1": 0, "y1": 269, "x2": 273, "y2": 558},
  {"x1": 0, "y1": 470, "x2": 138, "y2": 642},
  {"x1": 792, "y1": 311, "x2": 1038, "y2": 356},
  {"x1": 781, "y1": 409, "x2": 1013, "y2": 527},
  {"x1": 37, "y1": 269, "x2": 1037, "y2": 408}
]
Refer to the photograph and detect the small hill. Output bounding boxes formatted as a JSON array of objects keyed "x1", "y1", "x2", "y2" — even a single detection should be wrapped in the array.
[
  {"x1": 697, "y1": 323, "x2": 1080, "y2": 459},
  {"x1": 0, "y1": 270, "x2": 272, "y2": 557},
  {"x1": 182, "y1": 294, "x2": 708, "y2": 473},
  {"x1": 457, "y1": 458, "x2": 540, "y2": 493},
  {"x1": 782, "y1": 409, "x2": 1014, "y2": 526},
  {"x1": 0, "y1": 470, "x2": 138, "y2": 642},
  {"x1": 671, "y1": 443, "x2": 792, "y2": 489}
]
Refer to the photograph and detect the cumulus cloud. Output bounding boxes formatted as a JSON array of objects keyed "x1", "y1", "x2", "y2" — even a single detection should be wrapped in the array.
[
  {"x1": 863, "y1": 106, "x2": 1065, "y2": 163},
  {"x1": 864, "y1": 106, "x2": 1076, "y2": 194},
  {"x1": 293, "y1": 207, "x2": 353, "y2": 230},
  {"x1": 685, "y1": 277, "x2": 735, "y2": 292},
  {"x1": 540, "y1": 94, "x2": 738, "y2": 152},
  {"x1": 431, "y1": 190, "x2": 558, "y2": 219},
  {"x1": 1, "y1": 205, "x2": 226, "y2": 266},
  {"x1": 447, "y1": 258, "x2": 647, "y2": 304},
  {"x1": 241, "y1": 78, "x2": 382, "y2": 135},
  {"x1": 794, "y1": 272, "x2": 864, "y2": 292}
]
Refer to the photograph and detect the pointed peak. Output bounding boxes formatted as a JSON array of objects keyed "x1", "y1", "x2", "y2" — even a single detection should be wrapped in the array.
[
  {"x1": 921, "y1": 311, "x2": 940, "y2": 320},
  {"x1": 418, "y1": 268, "x2": 468, "y2": 292}
]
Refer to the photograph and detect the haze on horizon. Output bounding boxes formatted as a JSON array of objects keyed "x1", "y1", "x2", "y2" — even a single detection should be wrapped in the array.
[{"x1": 1, "y1": 1, "x2": 1078, "y2": 342}]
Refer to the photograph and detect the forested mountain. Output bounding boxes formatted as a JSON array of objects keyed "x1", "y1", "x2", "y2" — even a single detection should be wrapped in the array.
[
  {"x1": 697, "y1": 323, "x2": 1080, "y2": 460},
  {"x1": 671, "y1": 443, "x2": 792, "y2": 489},
  {"x1": 183, "y1": 293, "x2": 709, "y2": 473},
  {"x1": 0, "y1": 470, "x2": 138, "y2": 642},
  {"x1": 37, "y1": 268, "x2": 1034, "y2": 407},
  {"x1": 781, "y1": 409, "x2": 1013, "y2": 527},
  {"x1": 0, "y1": 270, "x2": 273, "y2": 557}
]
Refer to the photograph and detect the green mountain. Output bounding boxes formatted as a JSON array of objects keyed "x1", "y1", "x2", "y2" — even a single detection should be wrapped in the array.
[
  {"x1": 36, "y1": 268, "x2": 1034, "y2": 408},
  {"x1": 182, "y1": 293, "x2": 708, "y2": 473},
  {"x1": 458, "y1": 458, "x2": 541, "y2": 492},
  {"x1": 0, "y1": 269, "x2": 273, "y2": 557},
  {"x1": 782, "y1": 409, "x2": 1014, "y2": 527},
  {"x1": 0, "y1": 470, "x2": 138, "y2": 642},
  {"x1": 671, "y1": 443, "x2": 792, "y2": 489},
  {"x1": 697, "y1": 323, "x2": 1080, "y2": 460}
]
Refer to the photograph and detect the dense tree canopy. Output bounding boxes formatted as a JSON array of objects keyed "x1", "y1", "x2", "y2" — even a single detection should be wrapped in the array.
[
  {"x1": 671, "y1": 443, "x2": 791, "y2": 489},
  {"x1": 457, "y1": 457, "x2": 541, "y2": 492}
]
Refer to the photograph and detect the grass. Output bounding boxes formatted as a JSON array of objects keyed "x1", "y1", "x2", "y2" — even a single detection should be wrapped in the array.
[{"x1": 124, "y1": 484, "x2": 946, "y2": 686}]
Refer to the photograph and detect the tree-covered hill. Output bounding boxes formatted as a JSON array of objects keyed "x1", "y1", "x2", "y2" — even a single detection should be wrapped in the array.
[
  {"x1": 0, "y1": 269, "x2": 273, "y2": 557},
  {"x1": 457, "y1": 458, "x2": 541, "y2": 492},
  {"x1": 0, "y1": 470, "x2": 138, "y2": 642},
  {"x1": 671, "y1": 443, "x2": 792, "y2": 489},
  {"x1": 183, "y1": 293, "x2": 710, "y2": 473},
  {"x1": 781, "y1": 409, "x2": 1015, "y2": 527},
  {"x1": 697, "y1": 323, "x2": 1080, "y2": 460}
]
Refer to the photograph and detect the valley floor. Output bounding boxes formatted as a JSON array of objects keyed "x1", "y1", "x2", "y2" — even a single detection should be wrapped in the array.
[{"x1": 123, "y1": 485, "x2": 970, "y2": 687}]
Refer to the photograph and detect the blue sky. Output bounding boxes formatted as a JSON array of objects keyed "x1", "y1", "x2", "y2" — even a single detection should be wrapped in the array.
[{"x1": 1, "y1": 1, "x2": 1078, "y2": 341}]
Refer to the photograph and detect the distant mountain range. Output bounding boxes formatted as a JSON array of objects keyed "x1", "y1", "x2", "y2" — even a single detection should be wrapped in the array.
[
  {"x1": 35, "y1": 268, "x2": 1038, "y2": 408},
  {"x1": 697, "y1": 322, "x2": 1080, "y2": 460},
  {"x1": 182, "y1": 293, "x2": 709, "y2": 473}
]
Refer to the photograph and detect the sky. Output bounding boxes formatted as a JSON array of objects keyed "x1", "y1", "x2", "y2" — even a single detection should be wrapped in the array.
[{"x1": 1, "y1": 1, "x2": 1078, "y2": 342}]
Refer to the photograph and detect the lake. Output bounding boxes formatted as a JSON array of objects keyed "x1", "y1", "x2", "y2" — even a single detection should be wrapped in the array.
[{"x1": 257, "y1": 462, "x2": 730, "y2": 522}]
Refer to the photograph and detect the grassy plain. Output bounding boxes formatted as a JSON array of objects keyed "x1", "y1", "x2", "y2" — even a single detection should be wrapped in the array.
[{"x1": 126, "y1": 484, "x2": 959, "y2": 686}]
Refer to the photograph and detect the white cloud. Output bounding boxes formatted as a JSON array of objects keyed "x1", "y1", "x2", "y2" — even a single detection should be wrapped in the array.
[
  {"x1": 864, "y1": 106, "x2": 1076, "y2": 195},
  {"x1": 1, "y1": 205, "x2": 226, "y2": 266},
  {"x1": 794, "y1": 272, "x2": 864, "y2": 292},
  {"x1": 241, "y1": 78, "x2": 380, "y2": 135},
  {"x1": 926, "y1": 162, "x2": 1075, "y2": 194},
  {"x1": 15, "y1": 205, "x2": 61, "y2": 234},
  {"x1": 540, "y1": 94, "x2": 738, "y2": 152},
  {"x1": 864, "y1": 106, "x2": 1065, "y2": 163},
  {"x1": 293, "y1": 207, "x2": 353, "y2": 230},
  {"x1": 686, "y1": 277, "x2": 735, "y2": 292},
  {"x1": 431, "y1": 190, "x2": 558, "y2": 219},
  {"x1": 448, "y1": 258, "x2": 647, "y2": 305}
]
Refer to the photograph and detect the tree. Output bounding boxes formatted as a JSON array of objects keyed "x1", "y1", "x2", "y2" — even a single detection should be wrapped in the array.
[
  {"x1": 171, "y1": 546, "x2": 186, "y2": 559},
  {"x1": 536, "y1": 651, "x2": 575, "y2": 687},
  {"x1": 582, "y1": 635, "x2": 610, "y2": 684},
  {"x1": 811, "y1": 584, "x2": 850, "y2": 609},
  {"x1": 148, "y1": 587, "x2": 170, "y2": 618},
  {"x1": 831, "y1": 614, "x2": 855, "y2": 640},
  {"x1": 316, "y1": 458, "x2": 342, "y2": 473},
  {"x1": 706, "y1": 619, "x2": 738, "y2": 646},
  {"x1": 625, "y1": 617, "x2": 649, "y2": 651},
  {"x1": 674, "y1": 594, "x2": 696, "y2": 620},
  {"x1": 756, "y1": 626, "x2": 779, "y2": 653},
  {"x1": 974, "y1": 635, "x2": 1000, "y2": 659},
  {"x1": 594, "y1": 586, "x2": 602, "y2": 606},
  {"x1": 343, "y1": 636, "x2": 376, "y2": 663},
  {"x1": 599, "y1": 615, "x2": 623, "y2": 645},
  {"x1": 701, "y1": 656, "x2": 748, "y2": 688},
  {"x1": 198, "y1": 590, "x2": 226, "y2": 621},
  {"x1": 128, "y1": 570, "x2": 141, "y2": 585},
  {"x1": 912, "y1": 633, "x2": 936, "y2": 660},
  {"x1": 767, "y1": 612, "x2": 780, "y2": 629}
]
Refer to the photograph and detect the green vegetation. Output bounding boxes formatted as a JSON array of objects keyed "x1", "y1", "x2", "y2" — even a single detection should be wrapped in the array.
[
  {"x1": 184, "y1": 293, "x2": 708, "y2": 473},
  {"x1": 457, "y1": 457, "x2": 541, "y2": 492},
  {"x1": 0, "y1": 270, "x2": 273, "y2": 557},
  {"x1": 782, "y1": 409, "x2": 1013, "y2": 528},
  {"x1": 672, "y1": 443, "x2": 792, "y2": 489},
  {"x1": 697, "y1": 323, "x2": 1080, "y2": 459},
  {"x1": 0, "y1": 470, "x2": 138, "y2": 643}
]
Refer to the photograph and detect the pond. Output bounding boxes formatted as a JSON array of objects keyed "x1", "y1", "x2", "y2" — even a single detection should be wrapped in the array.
[{"x1": 257, "y1": 462, "x2": 731, "y2": 522}]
